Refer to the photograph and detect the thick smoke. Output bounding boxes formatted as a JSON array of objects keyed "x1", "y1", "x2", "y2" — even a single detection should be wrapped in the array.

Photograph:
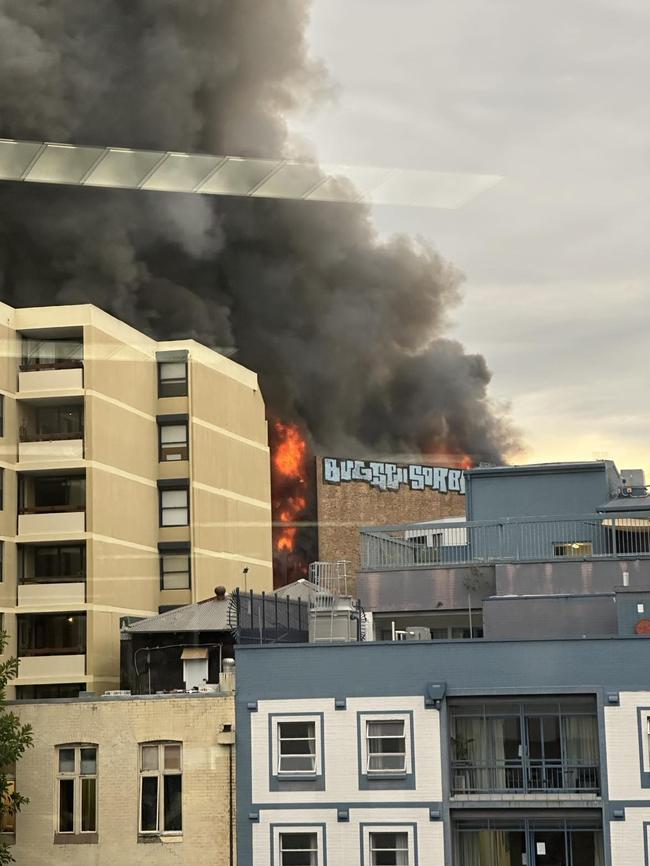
[{"x1": 0, "y1": 0, "x2": 516, "y2": 462}]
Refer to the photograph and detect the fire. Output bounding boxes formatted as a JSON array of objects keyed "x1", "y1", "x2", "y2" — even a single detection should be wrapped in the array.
[
  {"x1": 271, "y1": 421, "x2": 310, "y2": 556},
  {"x1": 459, "y1": 455, "x2": 473, "y2": 470},
  {"x1": 273, "y1": 421, "x2": 307, "y2": 480}
]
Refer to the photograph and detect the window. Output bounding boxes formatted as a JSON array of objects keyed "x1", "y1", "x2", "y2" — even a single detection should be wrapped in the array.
[
  {"x1": 21, "y1": 544, "x2": 85, "y2": 584},
  {"x1": 553, "y1": 541, "x2": 593, "y2": 557},
  {"x1": 0, "y1": 469, "x2": 3, "y2": 510},
  {"x1": 160, "y1": 552, "x2": 190, "y2": 590},
  {"x1": 160, "y1": 487, "x2": 189, "y2": 526},
  {"x1": 0, "y1": 395, "x2": 3, "y2": 438},
  {"x1": 366, "y1": 719, "x2": 406, "y2": 774},
  {"x1": 369, "y1": 832, "x2": 409, "y2": 866},
  {"x1": 278, "y1": 721, "x2": 316, "y2": 775},
  {"x1": 21, "y1": 338, "x2": 83, "y2": 371},
  {"x1": 56, "y1": 745, "x2": 97, "y2": 837},
  {"x1": 17, "y1": 612, "x2": 86, "y2": 656},
  {"x1": 26, "y1": 404, "x2": 84, "y2": 440},
  {"x1": 159, "y1": 422, "x2": 189, "y2": 462},
  {"x1": 19, "y1": 474, "x2": 85, "y2": 513},
  {"x1": 139, "y1": 743, "x2": 182, "y2": 834},
  {"x1": 0, "y1": 542, "x2": 3, "y2": 583},
  {"x1": 280, "y1": 832, "x2": 318, "y2": 866},
  {"x1": 158, "y1": 362, "x2": 188, "y2": 398}
]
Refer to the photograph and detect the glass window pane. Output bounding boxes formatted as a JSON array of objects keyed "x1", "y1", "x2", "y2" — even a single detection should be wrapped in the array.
[
  {"x1": 161, "y1": 425, "x2": 187, "y2": 444},
  {"x1": 81, "y1": 777, "x2": 96, "y2": 832},
  {"x1": 280, "y1": 722, "x2": 315, "y2": 740},
  {"x1": 141, "y1": 745, "x2": 159, "y2": 771},
  {"x1": 368, "y1": 721, "x2": 404, "y2": 738},
  {"x1": 59, "y1": 778, "x2": 75, "y2": 832},
  {"x1": 80, "y1": 747, "x2": 96, "y2": 775},
  {"x1": 162, "y1": 555, "x2": 189, "y2": 574},
  {"x1": 162, "y1": 507, "x2": 188, "y2": 526},
  {"x1": 140, "y1": 776, "x2": 158, "y2": 832},
  {"x1": 280, "y1": 755, "x2": 316, "y2": 772},
  {"x1": 163, "y1": 774, "x2": 182, "y2": 831},
  {"x1": 59, "y1": 748, "x2": 75, "y2": 773},
  {"x1": 160, "y1": 362, "x2": 186, "y2": 382},
  {"x1": 164, "y1": 744, "x2": 182, "y2": 771},
  {"x1": 162, "y1": 490, "x2": 188, "y2": 508}
]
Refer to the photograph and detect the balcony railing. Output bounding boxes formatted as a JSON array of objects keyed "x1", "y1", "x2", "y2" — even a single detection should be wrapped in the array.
[
  {"x1": 451, "y1": 760, "x2": 600, "y2": 795},
  {"x1": 19, "y1": 431, "x2": 84, "y2": 442},
  {"x1": 361, "y1": 513, "x2": 650, "y2": 570},
  {"x1": 19, "y1": 359, "x2": 83, "y2": 372}
]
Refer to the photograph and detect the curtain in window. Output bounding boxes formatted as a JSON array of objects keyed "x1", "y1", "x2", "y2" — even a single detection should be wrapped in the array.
[
  {"x1": 455, "y1": 831, "x2": 489, "y2": 866},
  {"x1": 562, "y1": 715, "x2": 599, "y2": 789}
]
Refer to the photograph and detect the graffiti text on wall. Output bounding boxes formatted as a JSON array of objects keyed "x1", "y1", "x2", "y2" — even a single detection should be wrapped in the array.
[{"x1": 323, "y1": 457, "x2": 466, "y2": 495}]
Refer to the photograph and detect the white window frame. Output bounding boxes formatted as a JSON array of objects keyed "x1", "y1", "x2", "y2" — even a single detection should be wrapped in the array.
[
  {"x1": 272, "y1": 715, "x2": 322, "y2": 778},
  {"x1": 273, "y1": 825, "x2": 324, "y2": 866},
  {"x1": 138, "y1": 742, "x2": 183, "y2": 835},
  {"x1": 360, "y1": 713, "x2": 411, "y2": 776},
  {"x1": 362, "y1": 825, "x2": 415, "y2": 866},
  {"x1": 55, "y1": 743, "x2": 98, "y2": 836}
]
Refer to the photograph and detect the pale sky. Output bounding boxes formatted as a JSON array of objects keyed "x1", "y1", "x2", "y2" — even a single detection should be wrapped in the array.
[{"x1": 291, "y1": 0, "x2": 650, "y2": 474}]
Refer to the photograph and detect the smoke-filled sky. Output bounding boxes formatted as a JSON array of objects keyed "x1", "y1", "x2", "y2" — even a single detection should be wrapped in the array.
[
  {"x1": 292, "y1": 0, "x2": 650, "y2": 475},
  {"x1": 0, "y1": 0, "x2": 520, "y2": 464}
]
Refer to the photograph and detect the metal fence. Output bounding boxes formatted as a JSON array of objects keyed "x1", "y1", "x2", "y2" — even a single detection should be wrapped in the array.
[
  {"x1": 361, "y1": 513, "x2": 650, "y2": 570},
  {"x1": 228, "y1": 589, "x2": 309, "y2": 644},
  {"x1": 451, "y1": 760, "x2": 600, "y2": 795}
]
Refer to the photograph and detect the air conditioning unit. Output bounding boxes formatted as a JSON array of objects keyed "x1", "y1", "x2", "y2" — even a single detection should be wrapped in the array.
[{"x1": 621, "y1": 469, "x2": 646, "y2": 492}]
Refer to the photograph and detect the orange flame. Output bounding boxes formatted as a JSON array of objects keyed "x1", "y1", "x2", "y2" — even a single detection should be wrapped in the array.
[{"x1": 272, "y1": 421, "x2": 309, "y2": 555}]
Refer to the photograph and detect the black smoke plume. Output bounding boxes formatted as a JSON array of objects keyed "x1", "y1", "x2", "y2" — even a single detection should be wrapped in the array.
[{"x1": 0, "y1": 0, "x2": 516, "y2": 462}]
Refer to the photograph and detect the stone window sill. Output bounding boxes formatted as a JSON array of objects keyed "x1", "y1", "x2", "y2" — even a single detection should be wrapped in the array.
[{"x1": 54, "y1": 832, "x2": 98, "y2": 845}]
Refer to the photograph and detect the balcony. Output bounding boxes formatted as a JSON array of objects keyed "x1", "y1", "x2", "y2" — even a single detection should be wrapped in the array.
[
  {"x1": 18, "y1": 402, "x2": 84, "y2": 463},
  {"x1": 361, "y1": 513, "x2": 650, "y2": 571},
  {"x1": 17, "y1": 543, "x2": 86, "y2": 605},
  {"x1": 451, "y1": 761, "x2": 600, "y2": 796},
  {"x1": 450, "y1": 697, "x2": 601, "y2": 798},
  {"x1": 17, "y1": 612, "x2": 86, "y2": 680},
  {"x1": 18, "y1": 336, "x2": 83, "y2": 392},
  {"x1": 18, "y1": 473, "x2": 86, "y2": 536}
]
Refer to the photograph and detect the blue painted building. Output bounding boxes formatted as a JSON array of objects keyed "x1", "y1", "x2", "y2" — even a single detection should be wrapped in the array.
[
  {"x1": 236, "y1": 637, "x2": 650, "y2": 866},
  {"x1": 357, "y1": 461, "x2": 650, "y2": 640}
]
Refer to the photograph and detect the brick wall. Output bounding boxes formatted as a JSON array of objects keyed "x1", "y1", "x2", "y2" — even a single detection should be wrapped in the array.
[
  {"x1": 10, "y1": 694, "x2": 235, "y2": 866},
  {"x1": 316, "y1": 457, "x2": 466, "y2": 595}
]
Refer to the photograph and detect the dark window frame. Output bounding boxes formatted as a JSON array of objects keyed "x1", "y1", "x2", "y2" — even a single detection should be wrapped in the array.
[
  {"x1": 0, "y1": 395, "x2": 4, "y2": 438},
  {"x1": 17, "y1": 612, "x2": 87, "y2": 657},
  {"x1": 18, "y1": 474, "x2": 86, "y2": 514},
  {"x1": 158, "y1": 420, "x2": 189, "y2": 463},
  {"x1": 157, "y1": 362, "x2": 188, "y2": 398},
  {"x1": 20, "y1": 543, "x2": 86, "y2": 585},
  {"x1": 159, "y1": 549, "x2": 191, "y2": 591},
  {"x1": 20, "y1": 337, "x2": 83, "y2": 372},
  {"x1": 158, "y1": 484, "x2": 190, "y2": 528}
]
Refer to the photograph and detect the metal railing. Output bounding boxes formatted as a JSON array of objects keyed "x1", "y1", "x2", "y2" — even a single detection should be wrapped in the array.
[
  {"x1": 361, "y1": 513, "x2": 650, "y2": 570},
  {"x1": 451, "y1": 760, "x2": 600, "y2": 795}
]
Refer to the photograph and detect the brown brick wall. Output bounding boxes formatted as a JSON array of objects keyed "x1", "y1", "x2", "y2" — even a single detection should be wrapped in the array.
[{"x1": 316, "y1": 457, "x2": 466, "y2": 595}]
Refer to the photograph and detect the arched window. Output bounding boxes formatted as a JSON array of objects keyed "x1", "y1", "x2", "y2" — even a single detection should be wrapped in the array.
[
  {"x1": 139, "y1": 741, "x2": 182, "y2": 835},
  {"x1": 55, "y1": 743, "x2": 97, "y2": 837}
]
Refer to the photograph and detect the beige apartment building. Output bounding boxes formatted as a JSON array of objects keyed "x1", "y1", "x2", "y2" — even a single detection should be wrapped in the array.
[
  {"x1": 0, "y1": 301, "x2": 273, "y2": 697},
  {"x1": 5, "y1": 692, "x2": 235, "y2": 865}
]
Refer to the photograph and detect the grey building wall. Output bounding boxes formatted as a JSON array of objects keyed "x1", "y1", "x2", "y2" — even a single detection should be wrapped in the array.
[
  {"x1": 615, "y1": 588, "x2": 650, "y2": 635},
  {"x1": 357, "y1": 564, "x2": 495, "y2": 613},
  {"x1": 483, "y1": 593, "x2": 618, "y2": 640},
  {"x1": 466, "y1": 462, "x2": 618, "y2": 521},
  {"x1": 495, "y1": 559, "x2": 650, "y2": 596}
]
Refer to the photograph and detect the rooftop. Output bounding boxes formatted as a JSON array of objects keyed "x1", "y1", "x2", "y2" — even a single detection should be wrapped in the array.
[{"x1": 125, "y1": 595, "x2": 231, "y2": 634}]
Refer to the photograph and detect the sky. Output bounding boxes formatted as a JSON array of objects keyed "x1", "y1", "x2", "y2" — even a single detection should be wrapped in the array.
[{"x1": 290, "y1": 0, "x2": 650, "y2": 474}]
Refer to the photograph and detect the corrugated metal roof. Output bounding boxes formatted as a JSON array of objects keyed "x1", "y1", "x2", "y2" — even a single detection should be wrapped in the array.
[{"x1": 126, "y1": 597, "x2": 230, "y2": 633}]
